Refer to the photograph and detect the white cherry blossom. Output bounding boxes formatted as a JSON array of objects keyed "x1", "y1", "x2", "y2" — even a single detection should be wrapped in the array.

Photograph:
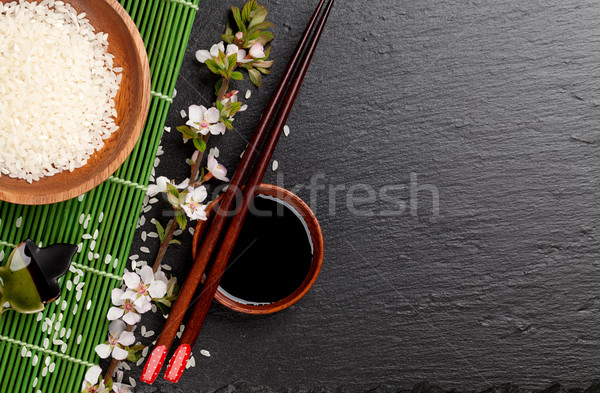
[
  {"x1": 207, "y1": 154, "x2": 229, "y2": 182},
  {"x1": 94, "y1": 320, "x2": 135, "y2": 361},
  {"x1": 186, "y1": 105, "x2": 226, "y2": 135}
]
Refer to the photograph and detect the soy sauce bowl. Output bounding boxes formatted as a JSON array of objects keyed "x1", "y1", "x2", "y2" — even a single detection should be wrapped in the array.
[{"x1": 192, "y1": 184, "x2": 324, "y2": 315}]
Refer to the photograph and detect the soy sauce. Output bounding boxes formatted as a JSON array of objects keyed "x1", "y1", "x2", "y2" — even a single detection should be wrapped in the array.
[{"x1": 218, "y1": 195, "x2": 313, "y2": 305}]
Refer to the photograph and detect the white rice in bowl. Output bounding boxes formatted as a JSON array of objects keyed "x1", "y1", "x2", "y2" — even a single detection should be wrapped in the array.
[{"x1": 0, "y1": 0, "x2": 121, "y2": 183}]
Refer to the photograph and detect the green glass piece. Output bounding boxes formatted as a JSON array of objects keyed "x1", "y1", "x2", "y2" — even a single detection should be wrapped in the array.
[{"x1": 0, "y1": 243, "x2": 44, "y2": 316}]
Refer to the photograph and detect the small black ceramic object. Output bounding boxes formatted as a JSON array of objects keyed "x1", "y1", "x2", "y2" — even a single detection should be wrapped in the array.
[{"x1": 0, "y1": 239, "x2": 77, "y2": 318}]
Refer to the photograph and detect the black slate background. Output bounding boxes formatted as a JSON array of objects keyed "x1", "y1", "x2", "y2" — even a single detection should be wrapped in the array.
[{"x1": 125, "y1": 0, "x2": 600, "y2": 392}]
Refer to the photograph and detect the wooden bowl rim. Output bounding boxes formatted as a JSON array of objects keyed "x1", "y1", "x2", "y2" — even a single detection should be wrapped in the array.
[
  {"x1": 192, "y1": 183, "x2": 324, "y2": 315},
  {"x1": 0, "y1": 0, "x2": 151, "y2": 205}
]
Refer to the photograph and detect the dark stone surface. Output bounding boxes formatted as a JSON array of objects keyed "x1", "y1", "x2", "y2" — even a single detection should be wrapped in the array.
[{"x1": 126, "y1": 0, "x2": 600, "y2": 392}]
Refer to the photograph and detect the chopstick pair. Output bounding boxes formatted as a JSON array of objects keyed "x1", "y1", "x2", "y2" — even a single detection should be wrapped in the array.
[{"x1": 140, "y1": 0, "x2": 335, "y2": 384}]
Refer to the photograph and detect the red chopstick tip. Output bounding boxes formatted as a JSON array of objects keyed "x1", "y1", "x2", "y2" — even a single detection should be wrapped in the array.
[
  {"x1": 141, "y1": 345, "x2": 167, "y2": 384},
  {"x1": 164, "y1": 344, "x2": 192, "y2": 383}
]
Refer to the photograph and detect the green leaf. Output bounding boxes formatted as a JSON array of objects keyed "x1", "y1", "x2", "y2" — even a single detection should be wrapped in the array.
[
  {"x1": 166, "y1": 183, "x2": 179, "y2": 198},
  {"x1": 231, "y1": 6, "x2": 245, "y2": 33},
  {"x1": 193, "y1": 137, "x2": 206, "y2": 152},
  {"x1": 231, "y1": 71, "x2": 244, "y2": 80},
  {"x1": 167, "y1": 193, "x2": 180, "y2": 209},
  {"x1": 221, "y1": 34, "x2": 235, "y2": 44},
  {"x1": 248, "y1": 68, "x2": 262, "y2": 87},
  {"x1": 247, "y1": 31, "x2": 260, "y2": 43},
  {"x1": 169, "y1": 239, "x2": 182, "y2": 246},
  {"x1": 176, "y1": 210, "x2": 187, "y2": 230},
  {"x1": 153, "y1": 297, "x2": 172, "y2": 307},
  {"x1": 155, "y1": 301, "x2": 169, "y2": 315},
  {"x1": 126, "y1": 352, "x2": 140, "y2": 363},
  {"x1": 216, "y1": 100, "x2": 224, "y2": 112},
  {"x1": 241, "y1": 0, "x2": 257, "y2": 23},
  {"x1": 248, "y1": 21, "x2": 273, "y2": 34},
  {"x1": 253, "y1": 60, "x2": 274, "y2": 68},
  {"x1": 256, "y1": 67, "x2": 270, "y2": 75},
  {"x1": 248, "y1": 7, "x2": 267, "y2": 29},
  {"x1": 227, "y1": 53, "x2": 238, "y2": 71},
  {"x1": 154, "y1": 220, "x2": 165, "y2": 242},
  {"x1": 103, "y1": 379, "x2": 113, "y2": 392},
  {"x1": 229, "y1": 101, "x2": 243, "y2": 116},
  {"x1": 223, "y1": 118, "x2": 233, "y2": 130},
  {"x1": 176, "y1": 125, "x2": 197, "y2": 139},
  {"x1": 204, "y1": 59, "x2": 221, "y2": 75},
  {"x1": 126, "y1": 345, "x2": 145, "y2": 362},
  {"x1": 258, "y1": 31, "x2": 274, "y2": 46},
  {"x1": 224, "y1": 22, "x2": 233, "y2": 36}
]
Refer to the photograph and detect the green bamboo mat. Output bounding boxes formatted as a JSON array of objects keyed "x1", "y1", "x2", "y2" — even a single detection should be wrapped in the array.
[{"x1": 0, "y1": 0, "x2": 199, "y2": 391}]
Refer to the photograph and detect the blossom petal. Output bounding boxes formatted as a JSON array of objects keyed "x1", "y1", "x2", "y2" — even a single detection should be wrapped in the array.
[
  {"x1": 209, "y1": 122, "x2": 226, "y2": 135},
  {"x1": 120, "y1": 290, "x2": 138, "y2": 302},
  {"x1": 111, "y1": 288, "x2": 124, "y2": 306},
  {"x1": 122, "y1": 310, "x2": 141, "y2": 325},
  {"x1": 111, "y1": 346, "x2": 129, "y2": 361},
  {"x1": 139, "y1": 266, "x2": 154, "y2": 285},
  {"x1": 208, "y1": 155, "x2": 229, "y2": 181},
  {"x1": 108, "y1": 319, "x2": 126, "y2": 337},
  {"x1": 148, "y1": 280, "x2": 167, "y2": 299},
  {"x1": 134, "y1": 295, "x2": 152, "y2": 313},
  {"x1": 195, "y1": 50, "x2": 211, "y2": 63},
  {"x1": 147, "y1": 176, "x2": 169, "y2": 197},
  {"x1": 122, "y1": 272, "x2": 140, "y2": 290},
  {"x1": 95, "y1": 344, "x2": 112, "y2": 359},
  {"x1": 184, "y1": 204, "x2": 207, "y2": 221},
  {"x1": 191, "y1": 186, "x2": 207, "y2": 203},
  {"x1": 188, "y1": 105, "x2": 205, "y2": 124},
  {"x1": 249, "y1": 43, "x2": 265, "y2": 58},
  {"x1": 157, "y1": 176, "x2": 169, "y2": 191},
  {"x1": 205, "y1": 107, "x2": 220, "y2": 124},
  {"x1": 113, "y1": 383, "x2": 134, "y2": 393},
  {"x1": 154, "y1": 270, "x2": 168, "y2": 285},
  {"x1": 107, "y1": 306, "x2": 124, "y2": 321},
  {"x1": 211, "y1": 42, "x2": 225, "y2": 57},
  {"x1": 85, "y1": 365, "x2": 102, "y2": 384},
  {"x1": 195, "y1": 205, "x2": 208, "y2": 221},
  {"x1": 146, "y1": 184, "x2": 162, "y2": 197},
  {"x1": 226, "y1": 44, "x2": 239, "y2": 57},
  {"x1": 176, "y1": 178, "x2": 190, "y2": 189},
  {"x1": 237, "y1": 49, "x2": 251, "y2": 63},
  {"x1": 118, "y1": 331, "x2": 135, "y2": 347}
]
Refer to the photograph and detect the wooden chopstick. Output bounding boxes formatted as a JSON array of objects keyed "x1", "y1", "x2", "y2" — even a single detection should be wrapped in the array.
[
  {"x1": 140, "y1": 0, "x2": 334, "y2": 384},
  {"x1": 162, "y1": 0, "x2": 336, "y2": 383}
]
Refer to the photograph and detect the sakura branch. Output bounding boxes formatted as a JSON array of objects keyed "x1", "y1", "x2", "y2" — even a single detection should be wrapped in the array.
[{"x1": 83, "y1": 1, "x2": 275, "y2": 391}]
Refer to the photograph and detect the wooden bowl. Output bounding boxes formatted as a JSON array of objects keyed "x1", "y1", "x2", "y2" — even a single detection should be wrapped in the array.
[
  {"x1": 0, "y1": 0, "x2": 150, "y2": 205},
  {"x1": 192, "y1": 184, "x2": 324, "y2": 315}
]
